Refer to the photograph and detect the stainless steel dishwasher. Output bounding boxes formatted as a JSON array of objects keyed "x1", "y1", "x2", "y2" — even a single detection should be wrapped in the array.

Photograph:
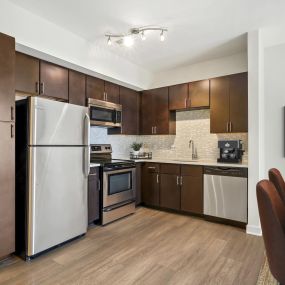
[{"x1": 203, "y1": 166, "x2": 248, "y2": 223}]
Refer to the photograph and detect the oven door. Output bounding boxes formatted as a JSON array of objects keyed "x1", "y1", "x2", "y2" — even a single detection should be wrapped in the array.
[{"x1": 103, "y1": 168, "x2": 136, "y2": 207}]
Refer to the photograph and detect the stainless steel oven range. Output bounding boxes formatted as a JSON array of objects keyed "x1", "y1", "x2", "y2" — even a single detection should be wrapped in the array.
[{"x1": 90, "y1": 144, "x2": 136, "y2": 225}]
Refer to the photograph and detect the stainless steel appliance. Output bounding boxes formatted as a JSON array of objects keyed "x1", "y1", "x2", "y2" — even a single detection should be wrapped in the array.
[
  {"x1": 217, "y1": 140, "x2": 244, "y2": 163},
  {"x1": 203, "y1": 166, "x2": 248, "y2": 223},
  {"x1": 15, "y1": 97, "x2": 90, "y2": 259},
  {"x1": 88, "y1": 98, "x2": 122, "y2": 128},
  {"x1": 90, "y1": 144, "x2": 136, "y2": 225}
]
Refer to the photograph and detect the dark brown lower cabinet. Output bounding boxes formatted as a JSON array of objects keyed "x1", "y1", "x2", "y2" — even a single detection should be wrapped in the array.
[
  {"x1": 142, "y1": 163, "x2": 160, "y2": 207},
  {"x1": 0, "y1": 122, "x2": 15, "y2": 259},
  {"x1": 180, "y1": 166, "x2": 203, "y2": 214},
  {"x1": 160, "y1": 174, "x2": 180, "y2": 210},
  {"x1": 135, "y1": 163, "x2": 142, "y2": 206},
  {"x1": 141, "y1": 163, "x2": 203, "y2": 215},
  {"x1": 88, "y1": 167, "x2": 100, "y2": 224}
]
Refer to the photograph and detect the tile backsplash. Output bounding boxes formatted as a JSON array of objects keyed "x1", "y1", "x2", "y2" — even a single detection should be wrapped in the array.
[{"x1": 90, "y1": 109, "x2": 248, "y2": 162}]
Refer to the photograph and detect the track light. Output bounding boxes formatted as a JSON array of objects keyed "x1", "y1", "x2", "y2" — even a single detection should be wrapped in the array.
[
  {"x1": 141, "y1": 31, "x2": 146, "y2": 41},
  {"x1": 105, "y1": 26, "x2": 167, "y2": 47},
  {"x1": 107, "y1": 36, "x2": 112, "y2": 46},
  {"x1": 160, "y1": 30, "x2": 165, "y2": 42}
]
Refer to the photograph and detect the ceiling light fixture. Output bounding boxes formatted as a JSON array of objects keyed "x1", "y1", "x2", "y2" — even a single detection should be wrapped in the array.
[{"x1": 105, "y1": 26, "x2": 167, "y2": 47}]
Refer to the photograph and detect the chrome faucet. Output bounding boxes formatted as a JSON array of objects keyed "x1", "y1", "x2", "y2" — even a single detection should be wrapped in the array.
[{"x1": 189, "y1": 139, "x2": 198, "y2": 160}]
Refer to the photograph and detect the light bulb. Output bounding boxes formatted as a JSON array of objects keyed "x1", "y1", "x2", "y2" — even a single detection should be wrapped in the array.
[
  {"x1": 123, "y1": 35, "x2": 134, "y2": 47},
  {"x1": 141, "y1": 31, "x2": 146, "y2": 41},
  {"x1": 160, "y1": 30, "x2": 165, "y2": 42},
  {"x1": 107, "y1": 36, "x2": 112, "y2": 46}
]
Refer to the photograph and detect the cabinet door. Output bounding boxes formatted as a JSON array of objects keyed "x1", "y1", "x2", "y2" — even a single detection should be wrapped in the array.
[
  {"x1": 229, "y1": 73, "x2": 248, "y2": 132},
  {"x1": 88, "y1": 167, "x2": 100, "y2": 223},
  {"x1": 104, "y1": 81, "x2": 120, "y2": 104},
  {"x1": 69, "y1": 70, "x2": 86, "y2": 106},
  {"x1": 109, "y1": 87, "x2": 139, "y2": 135},
  {"x1": 169, "y1": 83, "x2": 188, "y2": 110},
  {"x1": 40, "y1": 61, "x2": 68, "y2": 101},
  {"x1": 210, "y1": 76, "x2": 230, "y2": 133},
  {"x1": 86, "y1": 76, "x2": 105, "y2": 101},
  {"x1": 0, "y1": 122, "x2": 15, "y2": 259},
  {"x1": 160, "y1": 174, "x2": 181, "y2": 210},
  {"x1": 152, "y1": 87, "x2": 170, "y2": 134},
  {"x1": 141, "y1": 91, "x2": 153, "y2": 135},
  {"x1": 181, "y1": 166, "x2": 203, "y2": 214},
  {"x1": 15, "y1": 52, "x2": 39, "y2": 95},
  {"x1": 135, "y1": 163, "x2": 142, "y2": 206},
  {"x1": 0, "y1": 33, "x2": 15, "y2": 122},
  {"x1": 189, "y1": 80, "x2": 210, "y2": 108},
  {"x1": 142, "y1": 163, "x2": 160, "y2": 207}
]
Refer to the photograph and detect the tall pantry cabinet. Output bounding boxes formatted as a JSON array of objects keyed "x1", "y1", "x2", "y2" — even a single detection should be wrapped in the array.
[{"x1": 0, "y1": 32, "x2": 15, "y2": 260}]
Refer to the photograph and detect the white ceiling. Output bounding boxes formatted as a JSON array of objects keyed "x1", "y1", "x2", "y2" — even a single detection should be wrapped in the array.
[{"x1": 8, "y1": 0, "x2": 285, "y2": 72}]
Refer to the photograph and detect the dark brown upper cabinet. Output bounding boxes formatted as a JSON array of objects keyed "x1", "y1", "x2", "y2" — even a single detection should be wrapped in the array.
[
  {"x1": 108, "y1": 86, "x2": 140, "y2": 135},
  {"x1": 40, "y1": 61, "x2": 68, "y2": 101},
  {"x1": 86, "y1": 76, "x2": 120, "y2": 104},
  {"x1": 188, "y1": 80, "x2": 210, "y2": 108},
  {"x1": 210, "y1": 72, "x2": 248, "y2": 133},
  {"x1": 0, "y1": 33, "x2": 15, "y2": 122},
  {"x1": 169, "y1": 83, "x2": 188, "y2": 110},
  {"x1": 15, "y1": 52, "x2": 40, "y2": 95},
  {"x1": 169, "y1": 80, "x2": 209, "y2": 111},
  {"x1": 69, "y1": 70, "x2": 86, "y2": 106},
  {"x1": 141, "y1": 87, "x2": 175, "y2": 135},
  {"x1": 86, "y1": 76, "x2": 105, "y2": 101},
  {"x1": 104, "y1": 81, "x2": 120, "y2": 104}
]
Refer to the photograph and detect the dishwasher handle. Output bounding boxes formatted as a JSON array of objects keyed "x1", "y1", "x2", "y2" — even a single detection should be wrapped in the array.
[{"x1": 204, "y1": 166, "x2": 248, "y2": 178}]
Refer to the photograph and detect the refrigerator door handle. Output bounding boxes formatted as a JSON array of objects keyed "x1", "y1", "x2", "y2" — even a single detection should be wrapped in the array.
[{"x1": 84, "y1": 113, "x2": 91, "y2": 177}]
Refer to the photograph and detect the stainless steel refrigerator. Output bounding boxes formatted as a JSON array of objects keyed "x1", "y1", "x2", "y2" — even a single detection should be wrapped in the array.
[{"x1": 16, "y1": 97, "x2": 90, "y2": 258}]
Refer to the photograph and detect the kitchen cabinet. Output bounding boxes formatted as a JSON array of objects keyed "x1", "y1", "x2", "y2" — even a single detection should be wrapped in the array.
[
  {"x1": 15, "y1": 52, "x2": 40, "y2": 95},
  {"x1": 0, "y1": 122, "x2": 15, "y2": 259},
  {"x1": 86, "y1": 76, "x2": 120, "y2": 104},
  {"x1": 141, "y1": 163, "x2": 160, "y2": 207},
  {"x1": 0, "y1": 32, "x2": 15, "y2": 260},
  {"x1": 108, "y1": 87, "x2": 140, "y2": 135},
  {"x1": 40, "y1": 61, "x2": 69, "y2": 101},
  {"x1": 135, "y1": 163, "x2": 142, "y2": 206},
  {"x1": 88, "y1": 167, "x2": 100, "y2": 224},
  {"x1": 210, "y1": 72, "x2": 248, "y2": 133},
  {"x1": 168, "y1": 80, "x2": 209, "y2": 111},
  {"x1": 169, "y1": 83, "x2": 188, "y2": 110},
  {"x1": 0, "y1": 33, "x2": 15, "y2": 122},
  {"x1": 141, "y1": 87, "x2": 175, "y2": 135},
  {"x1": 69, "y1": 70, "x2": 86, "y2": 106},
  {"x1": 180, "y1": 165, "x2": 203, "y2": 214},
  {"x1": 160, "y1": 164, "x2": 181, "y2": 210},
  {"x1": 188, "y1": 80, "x2": 210, "y2": 108}
]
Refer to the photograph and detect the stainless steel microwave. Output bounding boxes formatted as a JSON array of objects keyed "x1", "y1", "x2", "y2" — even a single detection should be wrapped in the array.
[{"x1": 88, "y1": 98, "x2": 122, "y2": 128}]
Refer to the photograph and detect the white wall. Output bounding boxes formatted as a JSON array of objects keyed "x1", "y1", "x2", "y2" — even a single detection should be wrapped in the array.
[
  {"x1": 149, "y1": 52, "x2": 248, "y2": 88},
  {"x1": 0, "y1": 0, "x2": 152, "y2": 90}
]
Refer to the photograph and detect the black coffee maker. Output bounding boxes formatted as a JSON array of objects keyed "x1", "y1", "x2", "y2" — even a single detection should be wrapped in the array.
[{"x1": 217, "y1": 140, "x2": 244, "y2": 163}]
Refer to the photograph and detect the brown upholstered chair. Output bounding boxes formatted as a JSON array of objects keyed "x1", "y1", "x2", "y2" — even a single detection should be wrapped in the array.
[
  {"x1": 256, "y1": 180, "x2": 285, "y2": 284},
  {"x1": 269, "y1": 168, "x2": 285, "y2": 204}
]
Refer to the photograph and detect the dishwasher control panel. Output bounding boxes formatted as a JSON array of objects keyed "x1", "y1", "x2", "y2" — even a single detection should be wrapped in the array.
[{"x1": 204, "y1": 166, "x2": 247, "y2": 178}]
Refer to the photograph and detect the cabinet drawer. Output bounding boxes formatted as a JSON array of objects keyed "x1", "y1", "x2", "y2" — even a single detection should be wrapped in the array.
[
  {"x1": 160, "y1": 163, "x2": 180, "y2": 174},
  {"x1": 181, "y1": 165, "x2": 203, "y2": 177},
  {"x1": 143, "y1": 163, "x2": 160, "y2": 173}
]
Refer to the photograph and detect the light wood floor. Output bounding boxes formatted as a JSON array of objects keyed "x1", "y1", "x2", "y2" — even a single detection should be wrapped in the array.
[{"x1": 0, "y1": 207, "x2": 264, "y2": 285}]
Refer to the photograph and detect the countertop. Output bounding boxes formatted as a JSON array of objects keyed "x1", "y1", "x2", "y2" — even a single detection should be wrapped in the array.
[{"x1": 114, "y1": 157, "x2": 248, "y2": 168}]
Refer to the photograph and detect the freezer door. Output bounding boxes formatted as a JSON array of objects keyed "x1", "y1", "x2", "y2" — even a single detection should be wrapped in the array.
[
  {"x1": 27, "y1": 146, "x2": 88, "y2": 256},
  {"x1": 29, "y1": 97, "x2": 89, "y2": 146}
]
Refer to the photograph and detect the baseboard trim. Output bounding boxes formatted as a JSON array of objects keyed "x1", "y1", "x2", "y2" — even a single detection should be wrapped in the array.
[{"x1": 246, "y1": 224, "x2": 262, "y2": 236}]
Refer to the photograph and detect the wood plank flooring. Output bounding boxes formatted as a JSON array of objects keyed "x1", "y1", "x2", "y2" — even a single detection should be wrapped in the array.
[{"x1": 0, "y1": 207, "x2": 264, "y2": 285}]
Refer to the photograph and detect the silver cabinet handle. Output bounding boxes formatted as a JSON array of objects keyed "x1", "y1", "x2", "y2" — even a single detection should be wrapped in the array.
[
  {"x1": 148, "y1": 166, "x2": 156, "y2": 169},
  {"x1": 11, "y1": 124, "x2": 14, "y2": 138},
  {"x1": 11, "y1": 107, "x2": 13, "y2": 121},
  {"x1": 180, "y1": 176, "x2": 183, "y2": 186},
  {"x1": 229, "y1": 121, "x2": 232, "y2": 132},
  {"x1": 177, "y1": 176, "x2": 179, "y2": 185},
  {"x1": 154, "y1": 126, "x2": 157, "y2": 134},
  {"x1": 151, "y1": 126, "x2": 154, "y2": 134},
  {"x1": 106, "y1": 93, "x2": 108, "y2": 101},
  {"x1": 36, "y1": 82, "x2": 39, "y2": 94},
  {"x1": 226, "y1": 122, "x2": 229, "y2": 132},
  {"x1": 157, "y1": 174, "x2": 159, "y2": 184},
  {"x1": 185, "y1": 98, "x2": 187, "y2": 108},
  {"x1": 40, "y1": 82, "x2": 45, "y2": 94}
]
